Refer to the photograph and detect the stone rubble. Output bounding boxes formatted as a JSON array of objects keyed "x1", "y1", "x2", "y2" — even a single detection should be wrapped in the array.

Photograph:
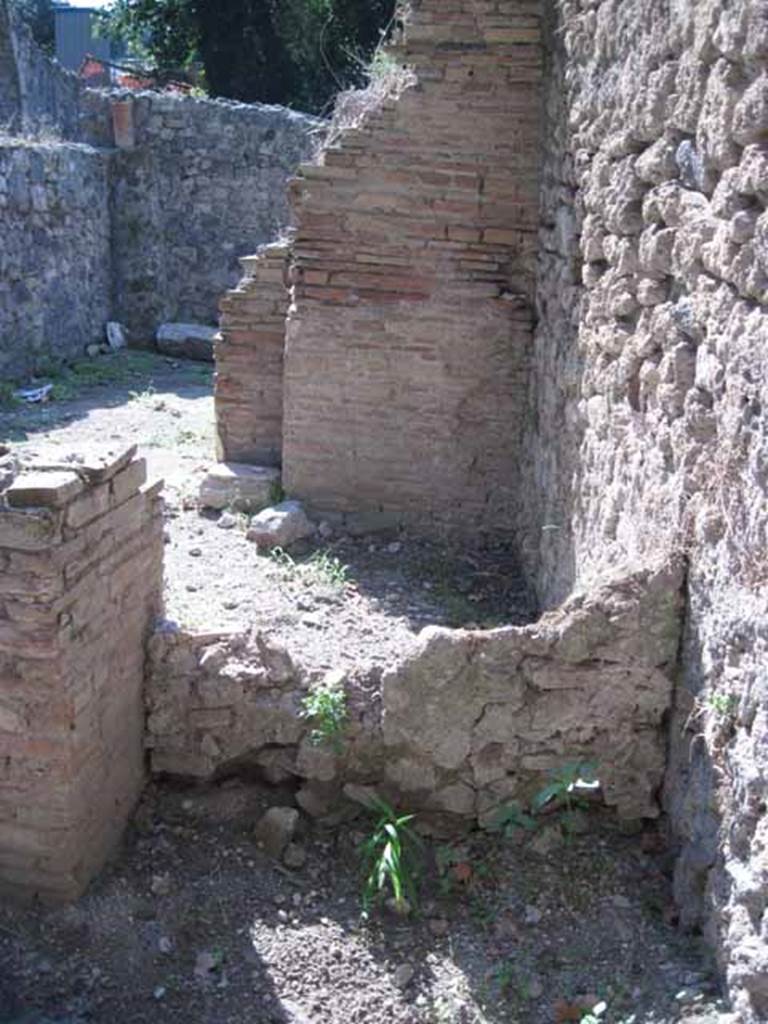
[
  {"x1": 156, "y1": 323, "x2": 218, "y2": 363},
  {"x1": 198, "y1": 462, "x2": 281, "y2": 513},
  {"x1": 245, "y1": 500, "x2": 316, "y2": 550}
]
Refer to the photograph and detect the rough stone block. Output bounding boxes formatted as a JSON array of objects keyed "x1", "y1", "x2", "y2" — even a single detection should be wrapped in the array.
[
  {"x1": 199, "y1": 462, "x2": 281, "y2": 512},
  {"x1": 156, "y1": 322, "x2": 217, "y2": 362},
  {"x1": 0, "y1": 508, "x2": 62, "y2": 551},
  {"x1": 245, "y1": 501, "x2": 315, "y2": 549},
  {"x1": 6, "y1": 470, "x2": 84, "y2": 509}
]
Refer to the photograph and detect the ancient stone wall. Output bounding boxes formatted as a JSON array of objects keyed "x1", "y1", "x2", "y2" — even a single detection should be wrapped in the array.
[
  {"x1": 0, "y1": 9, "x2": 320, "y2": 377},
  {"x1": 521, "y1": 2, "x2": 768, "y2": 1019},
  {"x1": 146, "y1": 562, "x2": 682, "y2": 829},
  {"x1": 216, "y1": 242, "x2": 291, "y2": 465},
  {"x1": 0, "y1": 445, "x2": 163, "y2": 902},
  {"x1": 0, "y1": 0, "x2": 81, "y2": 139},
  {"x1": 99, "y1": 92, "x2": 321, "y2": 342},
  {"x1": 0, "y1": 140, "x2": 112, "y2": 379},
  {"x1": 275, "y1": 0, "x2": 542, "y2": 531},
  {"x1": 0, "y1": 0, "x2": 20, "y2": 130}
]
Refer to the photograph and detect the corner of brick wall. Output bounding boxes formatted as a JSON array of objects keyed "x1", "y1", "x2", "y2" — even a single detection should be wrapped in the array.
[
  {"x1": 0, "y1": 446, "x2": 163, "y2": 902},
  {"x1": 278, "y1": 0, "x2": 543, "y2": 532},
  {"x1": 215, "y1": 242, "x2": 292, "y2": 466}
]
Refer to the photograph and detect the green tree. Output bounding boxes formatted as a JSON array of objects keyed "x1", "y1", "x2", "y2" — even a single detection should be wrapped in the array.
[
  {"x1": 103, "y1": 0, "x2": 396, "y2": 112},
  {"x1": 9, "y1": 0, "x2": 55, "y2": 53}
]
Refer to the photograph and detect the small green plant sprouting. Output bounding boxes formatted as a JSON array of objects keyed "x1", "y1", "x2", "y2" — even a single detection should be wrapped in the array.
[
  {"x1": 532, "y1": 759, "x2": 598, "y2": 832},
  {"x1": 435, "y1": 844, "x2": 468, "y2": 897},
  {"x1": 707, "y1": 692, "x2": 738, "y2": 718},
  {"x1": 492, "y1": 960, "x2": 516, "y2": 997},
  {"x1": 359, "y1": 797, "x2": 423, "y2": 917},
  {"x1": 268, "y1": 545, "x2": 299, "y2": 576},
  {"x1": 267, "y1": 546, "x2": 349, "y2": 589},
  {"x1": 305, "y1": 548, "x2": 349, "y2": 588},
  {"x1": 129, "y1": 384, "x2": 157, "y2": 406},
  {"x1": 492, "y1": 800, "x2": 537, "y2": 839},
  {"x1": 493, "y1": 760, "x2": 599, "y2": 842},
  {"x1": 300, "y1": 678, "x2": 348, "y2": 751}
]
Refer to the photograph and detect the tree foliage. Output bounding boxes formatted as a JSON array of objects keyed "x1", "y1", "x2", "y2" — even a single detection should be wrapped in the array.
[
  {"x1": 104, "y1": 0, "x2": 397, "y2": 113},
  {"x1": 9, "y1": 0, "x2": 55, "y2": 53}
]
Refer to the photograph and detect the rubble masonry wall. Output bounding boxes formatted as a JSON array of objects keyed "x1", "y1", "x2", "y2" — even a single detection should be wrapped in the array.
[{"x1": 520, "y1": 2, "x2": 768, "y2": 1019}]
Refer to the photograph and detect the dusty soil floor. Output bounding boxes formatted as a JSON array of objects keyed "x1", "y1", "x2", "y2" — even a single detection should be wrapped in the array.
[
  {"x1": 0, "y1": 781, "x2": 728, "y2": 1024},
  {"x1": 0, "y1": 352, "x2": 730, "y2": 1023},
  {"x1": 2, "y1": 350, "x2": 533, "y2": 675}
]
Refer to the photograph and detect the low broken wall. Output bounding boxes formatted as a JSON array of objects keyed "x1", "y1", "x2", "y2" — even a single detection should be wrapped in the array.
[
  {"x1": 0, "y1": 445, "x2": 163, "y2": 902},
  {"x1": 0, "y1": 140, "x2": 111, "y2": 379},
  {"x1": 147, "y1": 562, "x2": 682, "y2": 829}
]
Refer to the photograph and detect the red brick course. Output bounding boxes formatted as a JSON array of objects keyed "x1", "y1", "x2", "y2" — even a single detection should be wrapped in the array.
[
  {"x1": 214, "y1": 0, "x2": 543, "y2": 533},
  {"x1": 0, "y1": 448, "x2": 163, "y2": 902}
]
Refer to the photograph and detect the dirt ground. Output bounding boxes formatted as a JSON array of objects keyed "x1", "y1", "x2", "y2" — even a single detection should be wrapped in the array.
[
  {"x1": 2, "y1": 350, "x2": 532, "y2": 672},
  {"x1": 0, "y1": 781, "x2": 728, "y2": 1024},
  {"x1": 0, "y1": 352, "x2": 732, "y2": 1024}
]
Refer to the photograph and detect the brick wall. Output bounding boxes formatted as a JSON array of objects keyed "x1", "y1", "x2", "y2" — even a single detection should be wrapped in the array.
[
  {"x1": 212, "y1": 1, "x2": 545, "y2": 533},
  {"x1": 271, "y1": 0, "x2": 542, "y2": 531},
  {"x1": 0, "y1": 446, "x2": 163, "y2": 902},
  {"x1": 216, "y1": 243, "x2": 291, "y2": 465}
]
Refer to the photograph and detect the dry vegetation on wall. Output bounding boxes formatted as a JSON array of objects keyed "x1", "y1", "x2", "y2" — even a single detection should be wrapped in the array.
[{"x1": 327, "y1": 49, "x2": 417, "y2": 144}]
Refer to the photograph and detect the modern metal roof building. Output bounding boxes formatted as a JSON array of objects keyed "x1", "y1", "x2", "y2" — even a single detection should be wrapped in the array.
[{"x1": 53, "y1": 3, "x2": 120, "y2": 71}]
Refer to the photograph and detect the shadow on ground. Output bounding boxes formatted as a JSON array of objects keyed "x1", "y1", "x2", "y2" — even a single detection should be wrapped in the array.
[
  {"x1": 0, "y1": 350, "x2": 213, "y2": 447},
  {"x1": 0, "y1": 781, "x2": 725, "y2": 1024}
]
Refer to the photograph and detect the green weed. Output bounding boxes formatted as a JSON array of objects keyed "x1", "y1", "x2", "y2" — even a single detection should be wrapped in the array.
[
  {"x1": 359, "y1": 797, "x2": 423, "y2": 917},
  {"x1": 269, "y1": 479, "x2": 286, "y2": 505},
  {"x1": 129, "y1": 383, "x2": 156, "y2": 400},
  {"x1": 707, "y1": 692, "x2": 738, "y2": 718},
  {"x1": 305, "y1": 548, "x2": 349, "y2": 587},
  {"x1": 492, "y1": 760, "x2": 600, "y2": 842},
  {"x1": 531, "y1": 759, "x2": 598, "y2": 833},
  {"x1": 300, "y1": 678, "x2": 348, "y2": 751},
  {"x1": 268, "y1": 546, "x2": 350, "y2": 589},
  {"x1": 268, "y1": 545, "x2": 299, "y2": 577},
  {"x1": 492, "y1": 800, "x2": 536, "y2": 839}
]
